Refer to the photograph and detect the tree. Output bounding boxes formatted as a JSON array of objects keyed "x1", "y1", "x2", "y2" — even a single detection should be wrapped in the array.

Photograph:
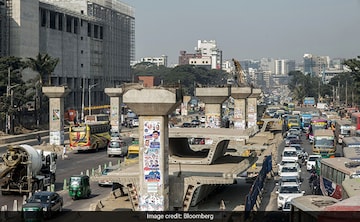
[
  {"x1": 27, "y1": 53, "x2": 59, "y2": 86},
  {"x1": 0, "y1": 56, "x2": 29, "y2": 133},
  {"x1": 343, "y1": 56, "x2": 360, "y2": 105},
  {"x1": 26, "y1": 53, "x2": 59, "y2": 127}
]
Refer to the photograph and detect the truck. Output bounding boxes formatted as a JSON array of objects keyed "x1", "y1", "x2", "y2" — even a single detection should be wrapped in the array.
[{"x1": 0, "y1": 144, "x2": 57, "y2": 195}]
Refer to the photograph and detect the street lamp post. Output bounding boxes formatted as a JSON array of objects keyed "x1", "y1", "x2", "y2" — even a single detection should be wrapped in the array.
[
  {"x1": 6, "y1": 84, "x2": 20, "y2": 134},
  {"x1": 88, "y1": 83, "x2": 98, "y2": 116}
]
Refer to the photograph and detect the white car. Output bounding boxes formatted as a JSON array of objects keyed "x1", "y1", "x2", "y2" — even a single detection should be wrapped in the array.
[
  {"x1": 282, "y1": 147, "x2": 299, "y2": 162},
  {"x1": 306, "y1": 154, "x2": 322, "y2": 171},
  {"x1": 279, "y1": 163, "x2": 301, "y2": 181},
  {"x1": 277, "y1": 159, "x2": 297, "y2": 175},
  {"x1": 289, "y1": 144, "x2": 305, "y2": 157},
  {"x1": 276, "y1": 181, "x2": 305, "y2": 210}
]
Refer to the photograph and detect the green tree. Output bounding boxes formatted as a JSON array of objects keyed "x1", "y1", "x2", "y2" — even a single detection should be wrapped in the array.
[
  {"x1": 343, "y1": 56, "x2": 360, "y2": 105},
  {"x1": 27, "y1": 53, "x2": 59, "y2": 86},
  {"x1": 0, "y1": 56, "x2": 29, "y2": 132},
  {"x1": 26, "y1": 53, "x2": 59, "y2": 127}
]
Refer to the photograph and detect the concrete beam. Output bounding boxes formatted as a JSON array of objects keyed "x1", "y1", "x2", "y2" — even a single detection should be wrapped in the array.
[
  {"x1": 248, "y1": 88, "x2": 262, "y2": 98},
  {"x1": 42, "y1": 86, "x2": 70, "y2": 98},
  {"x1": 123, "y1": 87, "x2": 182, "y2": 116},
  {"x1": 104, "y1": 88, "x2": 123, "y2": 97},
  {"x1": 196, "y1": 87, "x2": 230, "y2": 104},
  {"x1": 230, "y1": 87, "x2": 252, "y2": 99}
]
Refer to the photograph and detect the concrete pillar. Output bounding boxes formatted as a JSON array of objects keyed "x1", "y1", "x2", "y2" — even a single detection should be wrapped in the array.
[
  {"x1": 247, "y1": 88, "x2": 261, "y2": 129},
  {"x1": 43, "y1": 86, "x2": 71, "y2": 145},
  {"x1": 123, "y1": 85, "x2": 182, "y2": 211},
  {"x1": 105, "y1": 88, "x2": 123, "y2": 133},
  {"x1": 196, "y1": 87, "x2": 230, "y2": 128},
  {"x1": 231, "y1": 87, "x2": 252, "y2": 130}
]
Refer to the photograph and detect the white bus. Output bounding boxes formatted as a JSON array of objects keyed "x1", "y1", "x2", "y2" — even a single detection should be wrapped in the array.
[{"x1": 334, "y1": 119, "x2": 354, "y2": 144}]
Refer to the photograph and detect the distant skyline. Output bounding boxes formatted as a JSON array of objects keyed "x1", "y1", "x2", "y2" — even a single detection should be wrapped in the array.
[{"x1": 123, "y1": 0, "x2": 360, "y2": 66}]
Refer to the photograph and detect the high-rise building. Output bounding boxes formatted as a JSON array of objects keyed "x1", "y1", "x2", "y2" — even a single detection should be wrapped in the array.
[
  {"x1": 1, "y1": 0, "x2": 135, "y2": 110},
  {"x1": 274, "y1": 59, "x2": 296, "y2": 75}
]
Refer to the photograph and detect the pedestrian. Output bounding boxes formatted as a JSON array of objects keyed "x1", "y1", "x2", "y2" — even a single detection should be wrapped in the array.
[
  {"x1": 36, "y1": 134, "x2": 41, "y2": 145},
  {"x1": 62, "y1": 145, "x2": 67, "y2": 160}
]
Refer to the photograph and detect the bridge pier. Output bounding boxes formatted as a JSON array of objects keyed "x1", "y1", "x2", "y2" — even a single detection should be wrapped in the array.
[
  {"x1": 231, "y1": 87, "x2": 252, "y2": 130},
  {"x1": 105, "y1": 88, "x2": 124, "y2": 133},
  {"x1": 123, "y1": 85, "x2": 182, "y2": 211},
  {"x1": 42, "y1": 86, "x2": 71, "y2": 145},
  {"x1": 196, "y1": 87, "x2": 230, "y2": 128},
  {"x1": 247, "y1": 88, "x2": 261, "y2": 128}
]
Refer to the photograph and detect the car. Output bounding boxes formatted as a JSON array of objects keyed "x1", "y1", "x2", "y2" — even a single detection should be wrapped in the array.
[
  {"x1": 200, "y1": 116, "x2": 206, "y2": 123},
  {"x1": 276, "y1": 181, "x2": 305, "y2": 210},
  {"x1": 289, "y1": 144, "x2": 305, "y2": 157},
  {"x1": 282, "y1": 198, "x2": 293, "y2": 212},
  {"x1": 107, "y1": 139, "x2": 129, "y2": 157},
  {"x1": 277, "y1": 159, "x2": 297, "y2": 174},
  {"x1": 98, "y1": 166, "x2": 119, "y2": 187},
  {"x1": 276, "y1": 175, "x2": 301, "y2": 187},
  {"x1": 306, "y1": 154, "x2": 322, "y2": 171},
  {"x1": 279, "y1": 163, "x2": 302, "y2": 181},
  {"x1": 182, "y1": 122, "x2": 192, "y2": 128},
  {"x1": 110, "y1": 131, "x2": 121, "y2": 140},
  {"x1": 285, "y1": 134, "x2": 299, "y2": 146},
  {"x1": 191, "y1": 119, "x2": 201, "y2": 127},
  {"x1": 25, "y1": 191, "x2": 63, "y2": 219},
  {"x1": 281, "y1": 147, "x2": 299, "y2": 162},
  {"x1": 287, "y1": 127, "x2": 301, "y2": 137}
]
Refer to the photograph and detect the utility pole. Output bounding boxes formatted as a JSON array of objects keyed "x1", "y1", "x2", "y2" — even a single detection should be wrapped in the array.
[
  {"x1": 88, "y1": 83, "x2": 98, "y2": 116},
  {"x1": 81, "y1": 78, "x2": 85, "y2": 122},
  {"x1": 345, "y1": 80, "x2": 348, "y2": 107}
]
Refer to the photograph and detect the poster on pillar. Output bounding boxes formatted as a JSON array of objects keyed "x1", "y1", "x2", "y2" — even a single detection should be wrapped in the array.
[
  {"x1": 205, "y1": 113, "x2": 221, "y2": 128},
  {"x1": 141, "y1": 119, "x2": 164, "y2": 211}
]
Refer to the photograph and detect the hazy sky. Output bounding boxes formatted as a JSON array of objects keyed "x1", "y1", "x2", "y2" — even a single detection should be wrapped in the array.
[{"x1": 123, "y1": 0, "x2": 360, "y2": 65}]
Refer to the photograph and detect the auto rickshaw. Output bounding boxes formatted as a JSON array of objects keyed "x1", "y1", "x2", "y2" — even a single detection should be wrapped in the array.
[
  {"x1": 22, "y1": 202, "x2": 44, "y2": 222},
  {"x1": 68, "y1": 175, "x2": 91, "y2": 200}
]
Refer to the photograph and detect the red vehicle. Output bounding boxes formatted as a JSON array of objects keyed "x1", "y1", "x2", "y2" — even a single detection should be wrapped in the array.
[{"x1": 351, "y1": 112, "x2": 360, "y2": 135}]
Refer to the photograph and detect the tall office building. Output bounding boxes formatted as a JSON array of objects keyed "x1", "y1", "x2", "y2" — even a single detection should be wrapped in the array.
[
  {"x1": 274, "y1": 59, "x2": 296, "y2": 75},
  {"x1": 1, "y1": 0, "x2": 135, "y2": 110}
]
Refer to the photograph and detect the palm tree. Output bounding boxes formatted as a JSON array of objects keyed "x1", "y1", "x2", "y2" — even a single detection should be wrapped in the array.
[
  {"x1": 27, "y1": 53, "x2": 59, "y2": 86},
  {"x1": 27, "y1": 53, "x2": 59, "y2": 128}
]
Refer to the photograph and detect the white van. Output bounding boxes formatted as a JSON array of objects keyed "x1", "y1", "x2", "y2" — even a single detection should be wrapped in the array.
[
  {"x1": 282, "y1": 147, "x2": 298, "y2": 162},
  {"x1": 107, "y1": 139, "x2": 129, "y2": 157}
]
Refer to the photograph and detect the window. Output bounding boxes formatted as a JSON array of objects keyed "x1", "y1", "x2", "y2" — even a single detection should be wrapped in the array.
[
  {"x1": 58, "y1": 14, "x2": 63, "y2": 31},
  {"x1": 74, "y1": 18, "x2": 79, "y2": 34},
  {"x1": 41, "y1": 9, "x2": 46, "y2": 27},
  {"x1": 50, "y1": 11, "x2": 56, "y2": 29},
  {"x1": 94, "y1": 25, "x2": 98, "y2": 38},
  {"x1": 87, "y1": 23, "x2": 92, "y2": 37},
  {"x1": 66, "y1": 16, "x2": 72, "y2": 33},
  {"x1": 100, "y1": 26, "x2": 103, "y2": 39}
]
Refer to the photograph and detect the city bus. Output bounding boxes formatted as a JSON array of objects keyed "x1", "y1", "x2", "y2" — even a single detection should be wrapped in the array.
[
  {"x1": 287, "y1": 102, "x2": 295, "y2": 113},
  {"x1": 319, "y1": 157, "x2": 360, "y2": 200},
  {"x1": 341, "y1": 136, "x2": 360, "y2": 153},
  {"x1": 290, "y1": 195, "x2": 339, "y2": 222},
  {"x1": 313, "y1": 129, "x2": 336, "y2": 158},
  {"x1": 319, "y1": 195, "x2": 360, "y2": 221},
  {"x1": 343, "y1": 146, "x2": 360, "y2": 161},
  {"x1": 300, "y1": 113, "x2": 312, "y2": 132},
  {"x1": 69, "y1": 114, "x2": 111, "y2": 152},
  {"x1": 334, "y1": 119, "x2": 354, "y2": 144},
  {"x1": 307, "y1": 118, "x2": 328, "y2": 143},
  {"x1": 351, "y1": 112, "x2": 360, "y2": 135}
]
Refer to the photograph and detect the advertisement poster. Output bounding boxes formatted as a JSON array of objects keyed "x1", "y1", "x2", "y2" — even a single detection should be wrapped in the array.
[
  {"x1": 52, "y1": 109, "x2": 60, "y2": 121},
  {"x1": 143, "y1": 120, "x2": 161, "y2": 183}
]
